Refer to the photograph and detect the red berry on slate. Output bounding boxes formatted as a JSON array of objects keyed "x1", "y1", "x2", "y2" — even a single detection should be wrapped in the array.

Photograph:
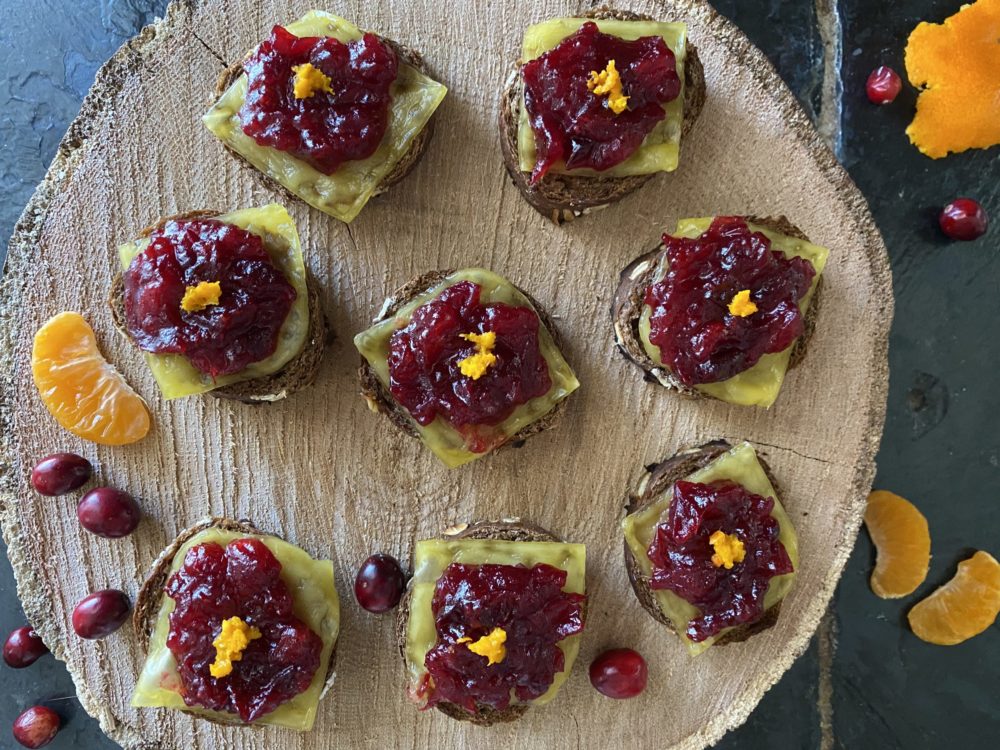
[
  {"x1": 866, "y1": 66, "x2": 902, "y2": 104},
  {"x1": 12, "y1": 706, "x2": 60, "y2": 748},
  {"x1": 76, "y1": 487, "x2": 141, "y2": 538},
  {"x1": 71, "y1": 589, "x2": 131, "y2": 639},
  {"x1": 3, "y1": 627, "x2": 48, "y2": 668},
  {"x1": 354, "y1": 554, "x2": 405, "y2": 613},
  {"x1": 589, "y1": 648, "x2": 649, "y2": 699},
  {"x1": 939, "y1": 198, "x2": 988, "y2": 241},
  {"x1": 30, "y1": 453, "x2": 92, "y2": 496}
]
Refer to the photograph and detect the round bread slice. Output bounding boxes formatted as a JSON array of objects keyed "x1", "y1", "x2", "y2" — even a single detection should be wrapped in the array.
[
  {"x1": 213, "y1": 37, "x2": 437, "y2": 204},
  {"x1": 623, "y1": 440, "x2": 785, "y2": 646},
  {"x1": 499, "y1": 7, "x2": 707, "y2": 224},
  {"x1": 109, "y1": 210, "x2": 328, "y2": 404},
  {"x1": 132, "y1": 516, "x2": 338, "y2": 727},
  {"x1": 395, "y1": 519, "x2": 572, "y2": 726},
  {"x1": 358, "y1": 270, "x2": 570, "y2": 454},
  {"x1": 612, "y1": 215, "x2": 823, "y2": 399}
]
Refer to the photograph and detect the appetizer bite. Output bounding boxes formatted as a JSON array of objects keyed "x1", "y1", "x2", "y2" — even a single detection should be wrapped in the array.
[
  {"x1": 354, "y1": 268, "x2": 579, "y2": 468},
  {"x1": 398, "y1": 520, "x2": 586, "y2": 724},
  {"x1": 500, "y1": 8, "x2": 705, "y2": 223},
  {"x1": 622, "y1": 441, "x2": 798, "y2": 655},
  {"x1": 614, "y1": 216, "x2": 829, "y2": 407},
  {"x1": 203, "y1": 10, "x2": 447, "y2": 223},
  {"x1": 132, "y1": 518, "x2": 340, "y2": 730},
  {"x1": 111, "y1": 204, "x2": 326, "y2": 402}
]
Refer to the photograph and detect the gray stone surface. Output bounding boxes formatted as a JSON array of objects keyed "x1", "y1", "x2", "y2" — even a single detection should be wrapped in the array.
[{"x1": 1, "y1": 1, "x2": 997, "y2": 747}]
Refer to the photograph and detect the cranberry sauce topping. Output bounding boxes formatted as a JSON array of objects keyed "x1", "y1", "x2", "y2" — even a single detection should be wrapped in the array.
[
  {"x1": 647, "y1": 479, "x2": 793, "y2": 642},
  {"x1": 239, "y1": 25, "x2": 398, "y2": 175},
  {"x1": 522, "y1": 21, "x2": 680, "y2": 183},
  {"x1": 123, "y1": 219, "x2": 296, "y2": 378},
  {"x1": 423, "y1": 563, "x2": 585, "y2": 713},
  {"x1": 165, "y1": 539, "x2": 323, "y2": 723},
  {"x1": 387, "y1": 281, "x2": 552, "y2": 443},
  {"x1": 644, "y1": 217, "x2": 816, "y2": 385}
]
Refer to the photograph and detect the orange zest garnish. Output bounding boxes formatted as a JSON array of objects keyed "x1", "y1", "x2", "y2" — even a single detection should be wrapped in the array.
[
  {"x1": 210, "y1": 616, "x2": 262, "y2": 678},
  {"x1": 709, "y1": 530, "x2": 746, "y2": 569},
  {"x1": 863, "y1": 490, "x2": 931, "y2": 598},
  {"x1": 180, "y1": 281, "x2": 221, "y2": 313},
  {"x1": 728, "y1": 289, "x2": 758, "y2": 317},
  {"x1": 908, "y1": 551, "x2": 1000, "y2": 645},
  {"x1": 587, "y1": 60, "x2": 628, "y2": 114},
  {"x1": 461, "y1": 627, "x2": 507, "y2": 665},
  {"x1": 291, "y1": 62, "x2": 333, "y2": 99},
  {"x1": 32, "y1": 312, "x2": 151, "y2": 445},
  {"x1": 904, "y1": 0, "x2": 1000, "y2": 158},
  {"x1": 458, "y1": 331, "x2": 497, "y2": 380}
]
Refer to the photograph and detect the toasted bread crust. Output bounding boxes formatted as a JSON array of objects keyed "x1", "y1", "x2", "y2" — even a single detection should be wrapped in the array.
[
  {"x1": 623, "y1": 440, "x2": 786, "y2": 646},
  {"x1": 109, "y1": 211, "x2": 328, "y2": 404},
  {"x1": 357, "y1": 270, "x2": 570, "y2": 455},
  {"x1": 395, "y1": 520, "x2": 566, "y2": 726},
  {"x1": 498, "y1": 8, "x2": 707, "y2": 224},
  {"x1": 212, "y1": 36, "x2": 437, "y2": 207},
  {"x1": 612, "y1": 215, "x2": 822, "y2": 399},
  {"x1": 132, "y1": 516, "x2": 338, "y2": 727}
]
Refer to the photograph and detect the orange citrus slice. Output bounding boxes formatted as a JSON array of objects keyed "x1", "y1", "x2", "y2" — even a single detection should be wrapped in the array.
[
  {"x1": 32, "y1": 312, "x2": 150, "y2": 445},
  {"x1": 908, "y1": 551, "x2": 1000, "y2": 645},
  {"x1": 863, "y1": 490, "x2": 931, "y2": 598}
]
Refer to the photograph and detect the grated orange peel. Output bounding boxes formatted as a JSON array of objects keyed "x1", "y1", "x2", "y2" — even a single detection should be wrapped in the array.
[
  {"x1": 863, "y1": 490, "x2": 931, "y2": 599},
  {"x1": 904, "y1": 0, "x2": 1000, "y2": 158},
  {"x1": 908, "y1": 551, "x2": 1000, "y2": 645}
]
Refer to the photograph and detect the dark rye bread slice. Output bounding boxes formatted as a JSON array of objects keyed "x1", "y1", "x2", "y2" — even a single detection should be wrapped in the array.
[
  {"x1": 395, "y1": 520, "x2": 576, "y2": 726},
  {"x1": 213, "y1": 37, "x2": 438, "y2": 204},
  {"x1": 358, "y1": 270, "x2": 571, "y2": 454},
  {"x1": 499, "y1": 7, "x2": 707, "y2": 224},
  {"x1": 108, "y1": 210, "x2": 328, "y2": 404},
  {"x1": 132, "y1": 516, "x2": 339, "y2": 727},
  {"x1": 623, "y1": 440, "x2": 785, "y2": 645},
  {"x1": 612, "y1": 215, "x2": 823, "y2": 399}
]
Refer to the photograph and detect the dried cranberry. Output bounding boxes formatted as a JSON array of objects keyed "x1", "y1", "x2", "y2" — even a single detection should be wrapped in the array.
[
  {"x1": 71, "y1": 590, "x2": 131, "y2": 640},
  {"x1": 3, "y1": 627, "x2": 48, "y2": 668},
  {"x1": 644, "y1": 217, "x2": 815, "y2": 385},
  {"x1": 388, "y1": 281, "x2": 552, "y2": 448},
  {"x1": 866, "y1": 66, "x2": 902, "y2": 104},
  {"x1": 30, "y1": 453, "x2": 92, "y2": 496},
  {"x1": 12, "y1": 706, "x2": 59, "y2": 749},
  {"x1": 354, "y1": 554, "x2": 405, "y2": 613},
  {"x1": 647, "y1": 480, "x2": 793, "y2": 641},
  {"x1": 422, "y1": 563, "x2": 585, "y2": 713},
  {"x1": 123, "y1": 219, "x2": 296, "y2": 378},
  {"x1": 939, "y1": 198, "x2": 989, "y2": 241},
  {"x1": 522, "y1": 22, "x2": 680, "y2": 183},
  {"x1": 589, "y1": 648, "x2": 648, "y2": 698},
  {"x1": 165, "y1": 539, "x2": 323, "y2": 723},
  {"x1": 239, "y1": 26, "x2": 398, "y2": 174},
  {"x1": 76, "y1": 488, "x2": 141, "y2": 538}
]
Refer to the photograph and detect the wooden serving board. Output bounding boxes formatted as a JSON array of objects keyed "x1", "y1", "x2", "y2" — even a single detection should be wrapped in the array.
[{"x1": 0, "y1": 1, "x2": 892, "y2": 748}]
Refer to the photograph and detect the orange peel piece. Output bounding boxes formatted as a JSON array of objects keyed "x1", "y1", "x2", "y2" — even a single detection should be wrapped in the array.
[
  {"x1": 908, "y1": 551, "x2": 1000, "y2": 645},
  {"x1": 863, "y1": 490, "x2": 931, "y2": 598},
  {"x1": 904, "y1": 0, "x2": 1000, "y2": 158}
]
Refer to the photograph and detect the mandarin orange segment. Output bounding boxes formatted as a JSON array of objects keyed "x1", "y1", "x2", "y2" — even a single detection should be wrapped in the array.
[
  {"x1": 908, "y1": 551, "x2": 1000, "y2": 646},
  {"x1": 904, "y1": 0, "x2": 1000, "y2": 158},
  {"x1": 864, "y1": 490, "x2": 931, "y2": 598},
  {"x1": 32, "y1": 312, "x2": 151, "y2": 446}
]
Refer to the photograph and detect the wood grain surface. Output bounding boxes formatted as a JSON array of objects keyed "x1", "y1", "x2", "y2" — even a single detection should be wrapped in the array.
[{"x1": 0, "y1": 1, "x2": 892, "y2": 748}]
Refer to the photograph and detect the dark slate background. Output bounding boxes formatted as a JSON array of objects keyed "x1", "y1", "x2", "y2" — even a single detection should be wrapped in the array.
[{"x1": 1, "y1": 1, "x2": 997, "y2": 747}]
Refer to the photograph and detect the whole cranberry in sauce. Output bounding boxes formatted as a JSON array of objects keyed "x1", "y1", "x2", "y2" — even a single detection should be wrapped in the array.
[
  {"x1": 12, "y1": 706, "x2": 60, "y2": 749},
  {"x1": 30, "y1": 453, "x2": 92, "y2": 496},
  {"x1": 866, "y1": 66, "x2": 902, "y2": 104},
  {"x1": 3, "y1": 627, "x2": 48, "y2": 668},
  {"x1": 939, "y1": 198, "x2": 989, "y2": 241},
  {"x1": 71, "y1": 589, "x2": 131, "y2": 639},
  {"x1": 589, "y1": 648, "x2": 649, "y2": 699},
  {"x1": 76, "y1": 488, "x2": 141, "y2": 538},
  {"x1": 354, "y1": 554, "x2": 406, "y2": 613}
]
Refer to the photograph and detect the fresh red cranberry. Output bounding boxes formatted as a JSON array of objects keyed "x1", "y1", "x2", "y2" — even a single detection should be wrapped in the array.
[
  {"x1": 589, "y1": 648, "x2": 648, "y2": 699},
  {"x1": 76, "y1": 488, "x2": 141, "y2": 538},
  {"x1": 3, "y1": 627, "x2": 48, "y2": 668},
  {"x1": 12, "y1": 706, "x2": 60, "y2": 748},
  {"x1": 30, "y1": 453, "x2": 92, "y2": 496},
  {"x1": 939, "y1": 198, "x2": 989, "y2": 241},
  {"x1": 354, "y1": 554, "x2": 405, "y2": 613},
  {"x1": 866, "y1": 66, "x2": 902, "y2": 104},
  {"x1": 71, "y1": 589, "x2": 131, "y2": 639}
]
